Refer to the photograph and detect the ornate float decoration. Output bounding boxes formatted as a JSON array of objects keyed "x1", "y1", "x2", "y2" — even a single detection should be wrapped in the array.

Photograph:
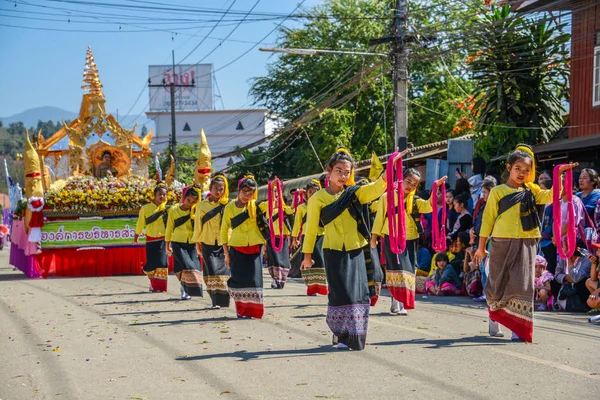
[{"x1": 35, "y1": 46, "x2": 153, "y2": 181}]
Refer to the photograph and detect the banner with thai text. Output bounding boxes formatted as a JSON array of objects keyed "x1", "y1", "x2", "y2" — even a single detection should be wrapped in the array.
[{"x1": 40, "y1": 218, "x2": 145, "y2": 248}]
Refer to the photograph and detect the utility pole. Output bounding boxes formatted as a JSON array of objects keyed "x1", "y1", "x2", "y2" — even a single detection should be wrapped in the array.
[
  {"x1": 369, "y1": 0, "x2": 409, "y2": 151},
  {"x1": 394, "y1": 0, "x2": 408, "y2": 152},
  {"x1": 148, "y1": 50, "x2": 195, "y2": 166}
]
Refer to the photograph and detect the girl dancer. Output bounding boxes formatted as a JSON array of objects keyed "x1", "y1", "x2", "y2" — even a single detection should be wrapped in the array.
[
  {"x1": 301, "y1": 147, "x2": 406, "y2": 350},
  {"x1": 166, "y1": 185, "x2": 203, "y2": 300},
  {"x1": 193, "y1": 174, "x2": 230, "y2": 309},
  {"x1": 474, "y1": 144, "x2": 577, "y2": 342},
  {"x1": 221, "y1": 175, "x2": 266, "y2": 319},
  {"x1": 371, "y1": 168, "x2": 447, "y2": 315},
  {"x1": 292, "y1": 179, "x2": 328, "y2": 296},
  {"x1": 133, "y1": 182, "x2": 170, "y2": 292}
]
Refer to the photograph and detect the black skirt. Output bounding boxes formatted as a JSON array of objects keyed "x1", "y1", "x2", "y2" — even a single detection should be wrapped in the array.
[
  {"x1": 266, "y1": 237, "x2": 290, "y2": 287},
  {"x1": 323, "y1": 248, "x2": 370, "y2": 350},
  {"x1": 172, "y1": 242, "x2": 203, "y2": 297},
  {"x1": 228, "y1": 246, "x2": 264, "y2": 319},
  {"x1": 201, "y1": 243, "x2": 230, "y2": 307},
  {"x1": 143, "y1": 239, "x2": 168, "y2": 271}
]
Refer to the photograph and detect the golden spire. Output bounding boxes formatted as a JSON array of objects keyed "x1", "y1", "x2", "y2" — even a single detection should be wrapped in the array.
[
  {"x1": 81, "y1": 46, "x2": 104, "y2": 97},
  {"x1": 194, "y1": 129, "x2": 212, "y2": 191}
]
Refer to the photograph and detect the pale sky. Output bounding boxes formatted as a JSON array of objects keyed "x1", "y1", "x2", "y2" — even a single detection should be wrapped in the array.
[{"x1": 0, "y1": 0, "x2": 321, "y2": 126}]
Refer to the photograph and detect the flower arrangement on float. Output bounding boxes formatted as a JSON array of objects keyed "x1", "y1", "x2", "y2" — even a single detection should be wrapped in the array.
[{"x1": 45, "y1": 175, "x2": 184, "y2": 212}]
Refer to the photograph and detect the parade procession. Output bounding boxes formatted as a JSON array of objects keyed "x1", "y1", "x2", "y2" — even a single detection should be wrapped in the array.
[{"x1": 1, "y1": 1, "x2": 600, "y2": 399}]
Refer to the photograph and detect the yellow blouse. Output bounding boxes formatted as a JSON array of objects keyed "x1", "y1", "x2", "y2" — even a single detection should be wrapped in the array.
[
  {"x1": 258, "y1": 201, "x2": 294, "y2": 235},
  {"x1": 192, "y1": 199, "x2": 227, "y2": 245},
  {"x1": 165, "y1": 204, "x2": 194, "y2": 244},
  {"x1": 372, "y1": 194, "x2": 432, "y2": 240},
  {"x1": 135, "y1": 203, "x2": 167, "y2": 238},
  {"x1": 291, "y1": 203, "x2": 324, "y2": 238},
  {"x1": 220, "y1": 201, "x2": 266, "y2": 247},
  {"x1": 480, "y1": 184, "x2": 552, "y2": 239},
  {"x1": 302, "y1": 176, "x2": 386, "y2": 253}
]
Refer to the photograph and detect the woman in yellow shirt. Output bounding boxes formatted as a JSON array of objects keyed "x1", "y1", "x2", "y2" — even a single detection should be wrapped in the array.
[
  {"x1": 258, "y1": 187, "x2": 295, "y2": 289},
  {"x1": 166, "y1": 185, "x2": 202, "y2": 300},
  {"x1": 193, "y1": 174, "x2": 230, "y2": 309},
  {"x1": 371, "y1": 169, "x2": 447, "y2": 315},
  {"x1": 133, "y1": 183, "x2": 170, "y2": 292},
  {"x1": 221, "y1": 175, "x2": 267, "y2": 319},
  {"x1": 474, "y1": 144, "x2": 577, "y2": 342},
  {"x1": 291, "y1": 179, "x2": 326, "y2": 296},
  {"x1": 301, "y1": 148, "x2": 406, "y2": 350}
]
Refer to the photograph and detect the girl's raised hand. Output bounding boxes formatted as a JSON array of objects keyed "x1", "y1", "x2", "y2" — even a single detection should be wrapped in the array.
[
  {"x1": 392, "y1": 147, "x2": 411, "y2": 163},
  {"x1": 436, "y1": 176, "x2": 448, "y2": 187},
  {"x1": 558, "y1": 162, "x2": 579, "y2": 174}
]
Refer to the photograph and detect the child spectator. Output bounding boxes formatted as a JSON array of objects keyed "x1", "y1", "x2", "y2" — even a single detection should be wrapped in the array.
[
  {"x1": 448, "y1": 193, "x2": 473, "y2": 241},
  {"x1": 425, "y1": 253, "x2": 462, "y2": 296},
  {"x1": 534, "y1": 255, "x2": 553, "y2": 311},
  {"x1": 554, "y1": 239, "x2": 592, "y2": 312},
  {"x1": 586, "y1": 243, "x2": 599, "y2": 310},
  {"x1": 416, "y1": 237, "x2": 434, "y2": 277},
  {"x1": 463, "y1": 238, "x2": 482, "y2": 298},
  {"x1": 450, "y1": 231, "x2": 470, "y2": 277}
]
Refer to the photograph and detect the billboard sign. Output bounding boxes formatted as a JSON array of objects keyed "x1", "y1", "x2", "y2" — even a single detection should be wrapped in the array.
[{"x1": 148, "y1": 64, "x2": 213, "y2": 112}]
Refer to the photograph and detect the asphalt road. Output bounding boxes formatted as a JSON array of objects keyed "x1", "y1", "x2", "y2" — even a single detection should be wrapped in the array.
[{"x1": 1, "y1": 250, "x2": 599, "y2": 400}]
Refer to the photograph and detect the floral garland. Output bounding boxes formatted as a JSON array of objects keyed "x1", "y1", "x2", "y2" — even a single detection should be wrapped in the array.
[{"x1": 45, "y1": 176, "x2": 184, "y2": 212}]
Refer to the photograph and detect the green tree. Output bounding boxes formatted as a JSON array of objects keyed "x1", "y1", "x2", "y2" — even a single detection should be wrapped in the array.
[
  {"x1": 141, "y1": 125, "x2": 148, "y2": 137},
  {"x1": 247, "y1": 0, "x2": 481, "y2": 178},
  {"x1": 467, "y1": 5, "x2": 570, "y2": 159}
]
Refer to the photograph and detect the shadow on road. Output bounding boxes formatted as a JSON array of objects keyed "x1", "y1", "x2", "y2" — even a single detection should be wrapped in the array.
[
  {"x1": 176, "y1": 345, "x2": 336, "y2": 362},
  {"x1": 369, "y1": 335, "x2": 507, "y2": 349},
  {"x1": 130, "y1": 316, "x2": 235, "y2": 326},
  {"x1": 69, "y1": 291, "x2": 150, "y2": 297}
]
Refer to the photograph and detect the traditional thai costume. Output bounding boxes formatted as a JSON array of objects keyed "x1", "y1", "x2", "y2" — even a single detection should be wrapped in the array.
[
  {"x1": 258, "y1": 201, "x2": 294, "y2": 288},
  {"x1": 372, "y1": 193, "x2": 432, "y2": 310},
  {"x1": 166, "y1": 204, "x2": 203, "y2": 297},
  {"x1": 481, "y1": 183, "x2": 551, "y2": 342},
  {"x1": 135, "y1": 202, "x2": 170, "y2": 292},
  {"x1": 193, "y1": 199, "x2": 229, "y2": 307},
  {"x1": 302, "y1": 176, "x2": 386, "y2": 350},
  {"x1": 221, "y1": 200, "x2": 267, "y2": 319}
]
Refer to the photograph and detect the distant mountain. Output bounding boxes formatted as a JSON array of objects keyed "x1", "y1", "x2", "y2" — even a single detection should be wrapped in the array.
[
  {"x1": 1, "y1": 106, "x2": 78, "y2": 128},
  {"x1": 0, "y1": 106, "x2": 152, "y2": 130}
]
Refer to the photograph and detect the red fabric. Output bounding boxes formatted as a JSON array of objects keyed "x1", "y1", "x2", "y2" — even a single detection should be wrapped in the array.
[
  {"x1": 370, "y1": 295, "x2": 379, "y2": 307},
  {"x1": 389, "y1": 287, "x2": 415, "y2": 309},
  {"x1": 197, "y1": 168, "x2": 211, "y2": 174},
  {"x1": 36, "y1": 246, "x2": 174, "y2": 278},
  {"x1": 234, "y1": 301, "x2": 264, "y2": 319},
  {"x1": 29, "y1": 211, "x2": 44, "y2": 228},
  {"x1": 150, "y1": 277, "x2": 168, "y2": 292},
  {"x1": 232, "y1": 245, "x2": 260, "y2": 255},
  {"x1": 307, "y1": 284, "x2": 328, "y2": 296},
  {"x1": 489, "y1": 307, "x2": 534, "y2": 343}
]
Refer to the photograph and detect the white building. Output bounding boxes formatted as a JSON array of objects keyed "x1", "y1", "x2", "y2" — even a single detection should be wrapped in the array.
[{"x1": 145, "y1": 109, "x2": 280, "y2": 172}]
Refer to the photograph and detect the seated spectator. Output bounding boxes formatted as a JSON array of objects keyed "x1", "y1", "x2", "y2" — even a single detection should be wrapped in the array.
[
  {"x1": 463, "y1": 238, "x2": 482, "y2": 299},
  {"x1": 534, "y1": 255, "x2": 554, "y2": 311},
  {"x1": 416, "y1": 237, "x2": 434, "y2": 277},
  {"x1": 454, "y1": 177, "x2": 473, "y2": 213},
  {"x1": 415, "y1": 249, "x2": 455, "y2": 294},
  {"x1": 576, "y1": 168, "x2": 600, "y2": 222},
  {"x1": 448, "y1": 194, "x2": 473, "y2": 241},
  {"x1": 554, "y1": 240, "x2": 592, "y2": 312},
  {"x1": 425, "y1": 253, "x2": 462, "y2": 296},
  {"x1": 586, "y1": 243, "x2": 600, "y2": 310},
  {"x1": 450, "y1": 231, "x2": 470, "y2": 277},
  {"x1": 445, "y1": 189, "x2": 459, "y2": 233}
]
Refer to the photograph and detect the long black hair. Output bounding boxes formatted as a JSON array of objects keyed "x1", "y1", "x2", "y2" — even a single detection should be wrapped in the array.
[{"x1": 472, "y1": 157, "x2": 486, "y2": 179}]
